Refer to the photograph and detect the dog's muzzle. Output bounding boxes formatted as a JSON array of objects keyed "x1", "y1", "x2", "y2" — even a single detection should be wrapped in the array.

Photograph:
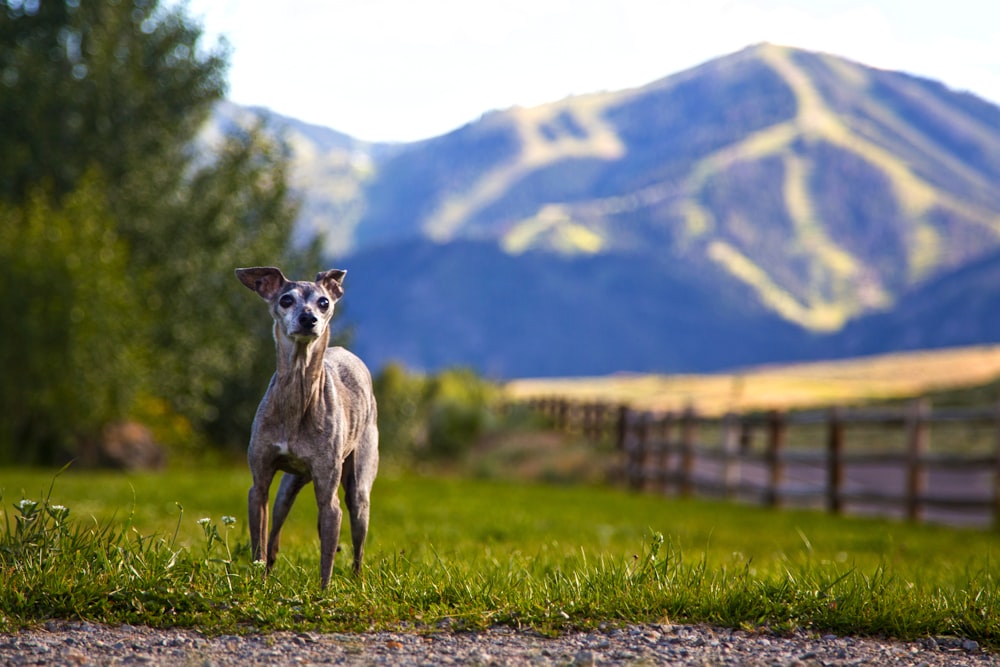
[{"x1": 298, "y1": 311, "x2": 318, "y2": 330}]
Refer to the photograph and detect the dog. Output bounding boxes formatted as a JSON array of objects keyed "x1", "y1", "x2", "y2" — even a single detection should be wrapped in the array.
[{"x1": 235, "y1": 266, "x2": 379, "y2": 588}]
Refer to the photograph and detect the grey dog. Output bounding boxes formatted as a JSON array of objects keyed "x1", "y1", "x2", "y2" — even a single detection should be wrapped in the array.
[{"x1": 236, "y1": 266, "x2": 379, "y2": 588}]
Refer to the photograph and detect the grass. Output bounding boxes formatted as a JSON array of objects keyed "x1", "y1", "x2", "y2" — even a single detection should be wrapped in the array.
[{"x1": 2, "y1": 465, "x2": 999, "y2": 645}]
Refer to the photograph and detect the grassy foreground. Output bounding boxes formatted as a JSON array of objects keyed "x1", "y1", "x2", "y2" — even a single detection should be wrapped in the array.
[{"x1": 1, "y1": 466, "x2": 998, "y2": 644}]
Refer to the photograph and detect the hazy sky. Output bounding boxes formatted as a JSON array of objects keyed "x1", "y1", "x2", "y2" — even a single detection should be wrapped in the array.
[{"x1": 176, "y1": 0, "x2": 1000, "y2": 143}]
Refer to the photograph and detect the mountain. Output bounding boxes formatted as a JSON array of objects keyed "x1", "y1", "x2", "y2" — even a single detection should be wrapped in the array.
[
  {"x1": 225, "y1": 43, "x2": 1000, "y2": 377},
  {"x1": 833, "y1": 247, "x2": 1000, "y2": 356},
  {"x1": 337, "y1": 239, "x2": 812, "y2": 377},
  {"x1": 208, "y1": 101, "x2": 398, "y2": 251}
]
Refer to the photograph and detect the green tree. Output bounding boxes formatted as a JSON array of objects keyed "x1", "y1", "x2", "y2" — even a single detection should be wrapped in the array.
[
  {"x1": 0, "y1": 175, "x2": 146, "y2": 463},
  {"x1": 0, "y1": 0, "x2": 309, "y2": 460},
  {"x1": 0, "y1": 0, "x2": 227, "y2": 207},
  {"x1": 148, "y1": 125, "x2": 310, "y2": 449}
]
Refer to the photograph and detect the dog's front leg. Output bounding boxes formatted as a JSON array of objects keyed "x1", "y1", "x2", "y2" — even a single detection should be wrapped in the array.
[
  {"x1": 313, "y1": 470, "x2": 343, "y2": 589},
  {"x1": 248, "y1": 470, "x2": 275, "y2": 568}
]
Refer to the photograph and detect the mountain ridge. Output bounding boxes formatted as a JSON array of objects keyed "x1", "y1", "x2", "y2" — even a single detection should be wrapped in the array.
[{"x1": 219, "y1": 43, "x2": 1000, "y2": 376}]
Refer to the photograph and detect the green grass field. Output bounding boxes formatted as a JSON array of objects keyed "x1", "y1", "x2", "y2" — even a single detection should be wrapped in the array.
[{"x1": 2, "y1": 466, "x2": 999, "y2": 645}]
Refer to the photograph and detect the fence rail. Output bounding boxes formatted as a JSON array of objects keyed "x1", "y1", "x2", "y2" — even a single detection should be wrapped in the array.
[{"x1": 525, "y1": 397, "x2": 1000, "y2": 528}]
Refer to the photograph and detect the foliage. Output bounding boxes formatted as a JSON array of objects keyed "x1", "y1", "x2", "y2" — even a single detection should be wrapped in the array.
[
  {"x1": 0, "y1": 0, "x2": 311, "y2": 461},
  {"x1": 371, "y1": 363, "x2": 427, "y2": 462},
  {"x1": 0, "y1": 175, "x2": 146, "y2": 463},
  {"x1": 0, "y1": 0, "x2": 227, "y2": 205},
  {"x1": 136, "y1": 125, "x2": 310, "y2": 451},
  {"x1": 373, "y1": 364, "x2": 502, "y2": 463},
  {"x1": 424, "y1": 367, "x2": 501, "y2": 459},
  {"x1": 1, "y1": 468, "x2": 998, "y2": 646}
]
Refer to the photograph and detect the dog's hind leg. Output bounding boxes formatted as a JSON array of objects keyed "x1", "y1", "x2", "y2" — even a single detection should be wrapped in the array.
[
  {"x1": 343, "y1": 430, "x2": 379, "y2": 575},
  {"x1": 267, "y1": 472, "x2": 310, "y2": 571}
]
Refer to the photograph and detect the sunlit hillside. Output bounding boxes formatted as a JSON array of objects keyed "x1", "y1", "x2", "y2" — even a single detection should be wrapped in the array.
[
  {"x1": 226, "y1": 44, "x2": 1000, "y2": 377},
  {"x1": 506, "y1": 345, "x2": 1000, "y2": 415}
]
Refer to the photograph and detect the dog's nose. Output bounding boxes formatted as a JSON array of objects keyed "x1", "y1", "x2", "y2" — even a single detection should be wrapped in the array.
[{"x1": 298, "y1": 312, "x2": 318, "y2": 329}]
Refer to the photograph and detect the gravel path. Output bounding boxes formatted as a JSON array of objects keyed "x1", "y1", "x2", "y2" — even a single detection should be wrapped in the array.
[{"x1": 1, "y1": 621, "x2": 995, "y2": 666}]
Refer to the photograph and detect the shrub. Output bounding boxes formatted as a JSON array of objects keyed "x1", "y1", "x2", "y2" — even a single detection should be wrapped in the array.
[{"x1": 372, "y1": 364, "x2": 501, "y2": 464}]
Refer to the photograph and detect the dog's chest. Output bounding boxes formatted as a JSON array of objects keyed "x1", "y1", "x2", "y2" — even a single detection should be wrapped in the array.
[{"x1": 271, "y1": 440, "x2": 310, "y2": 474}]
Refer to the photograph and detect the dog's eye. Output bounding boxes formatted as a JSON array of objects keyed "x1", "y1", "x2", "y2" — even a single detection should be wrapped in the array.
[
  {"x1": 278, "y1": 294, "x2": 295, "y2": 309},
  {"x1": 317, "y1": 297, "x2": 330, "y2": 311}
]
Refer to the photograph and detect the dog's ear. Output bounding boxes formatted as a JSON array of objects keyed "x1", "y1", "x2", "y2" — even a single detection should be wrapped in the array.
[
  {"x1": 316, "y1": 269, "x2": 346, "y2": 299},
  {"x1": 236, "y1": 267, "x2": 287, "y2": 301}
]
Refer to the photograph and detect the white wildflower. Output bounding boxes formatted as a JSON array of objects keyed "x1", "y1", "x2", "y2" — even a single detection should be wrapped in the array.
[{"x1": 17, "y1": 499, "x2": 38, "y2": 512}]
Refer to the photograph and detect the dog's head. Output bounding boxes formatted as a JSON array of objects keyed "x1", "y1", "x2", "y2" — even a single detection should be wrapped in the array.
[{"x1": 236, "y1": 266, "x2": 346, "y2": 341}]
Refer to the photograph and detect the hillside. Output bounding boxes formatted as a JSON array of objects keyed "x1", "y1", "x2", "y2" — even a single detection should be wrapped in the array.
[
  {"x1": 833, "y1": 247, "x2": 1000, "y2": 356},
  {"x1": 208, "y1": 101, "x2": 396, "y2": 252},
  {"x1": 506, "y1": 345, "x2": 1000, "y2": 415},
  {"x1": 347, "y1": 44, "x2": 1000, "y2": 330},
  {"x1": 337, "y1": 239, "x2": 811, "y2": 377},
  {"x1": 229, "y1": 43, "x2": 1000, "y2": 376}
]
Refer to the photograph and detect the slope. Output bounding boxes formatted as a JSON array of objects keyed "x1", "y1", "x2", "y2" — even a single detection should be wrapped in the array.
[
  {"x1": 338, "y1": 239, "x2": 811, "y2": 377},
  {"x1": 230, "y1": 44, "x2": 1000, "y2": 377},
  {"x1": 833, "y1": 247, "x2": 1000, "y2": 356},
  {"x1": 345, "y1": 44, "x2": 1000, "y2": 335}
]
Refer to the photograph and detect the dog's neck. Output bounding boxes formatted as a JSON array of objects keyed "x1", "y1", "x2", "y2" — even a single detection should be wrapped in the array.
[{"x1": 272, "y1": 324, "x2": 330, "y2": 419}]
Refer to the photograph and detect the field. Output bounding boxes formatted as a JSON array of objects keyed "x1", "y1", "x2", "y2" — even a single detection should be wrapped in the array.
[
  {"x1": 2, "y1": 466, "x2": 999, "y2": 645},
  {"x1": 506, "y1": 345, "x2": 1000, "y2": 415}
]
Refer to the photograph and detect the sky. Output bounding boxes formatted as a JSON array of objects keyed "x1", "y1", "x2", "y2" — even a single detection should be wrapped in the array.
[{"x1": 175, "y1": 0, "x2": 1000, "y2": 143}]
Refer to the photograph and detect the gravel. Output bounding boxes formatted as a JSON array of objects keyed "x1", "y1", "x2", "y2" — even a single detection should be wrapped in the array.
[{"x1": 1, "y1": 621, "x2": 996, "y2": 666}]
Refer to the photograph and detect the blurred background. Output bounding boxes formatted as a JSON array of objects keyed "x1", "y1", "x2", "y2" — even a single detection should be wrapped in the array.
[{"x1": 3, "y1": 0, "x2": 1000, "y2": 477}]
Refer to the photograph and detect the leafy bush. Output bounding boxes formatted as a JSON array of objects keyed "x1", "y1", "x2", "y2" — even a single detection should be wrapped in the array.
[
  {"x1": 373, "y1": 364, "x2": 502, "y2": 464},
  {"x1": 0, "y1": 177, "x2": 146, "y2": 463}
]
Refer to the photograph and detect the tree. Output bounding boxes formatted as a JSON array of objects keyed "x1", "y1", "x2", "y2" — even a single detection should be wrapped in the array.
[
  {"x1": 0, "y1": 175, "x2": 146, "y2": 463},
  {"x1": 0, "y1": 0, "x2": 310, "y2": 461},
  {"x1": 147, "y1": 125, "x2": 311, "y2": 449},
  {"x1": 0, "y1": 0, "x2": 227, "y2": 207}
]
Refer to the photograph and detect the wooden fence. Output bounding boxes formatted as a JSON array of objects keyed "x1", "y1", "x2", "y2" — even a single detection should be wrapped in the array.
[{"x1": 525, "y1": 397, "x2": 1000, "y2": 528}]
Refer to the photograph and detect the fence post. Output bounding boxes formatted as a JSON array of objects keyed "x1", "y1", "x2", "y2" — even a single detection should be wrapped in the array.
[
  {"x1": 615, "y1": 404, "x2": 630, "y2": 452},
  {"x1": 656, "y1": 412, "x2": 675, "y2": 494},
  {"x1": 554, "y1": 399, "x2": 567, "y2": 431},
  {"x1": 765, "y1": 410, "x2": 786, "y2": 508},
  {"x1": 826, "y1": 407, "x2": 844, "y2": 515},
  {"x1": 632, "y1": 411, "x2": 652, "y2": 491},
  {"x1": 547, "y1": 397, "x2": 559, "y2": 423},
  {"x1": 622, "y1": 409, "x2": 639, "y2": 490},
  {"x1": 586, "y1": 403, "x2": 599, "y2": 440},
  {"x1": 905, "y1": 399, "x2": 929, "y2": 522},
  {"x1": 721, "y1": 412, "x2": 740, "y2": 499},
  {"x1": 680, "y1": 405, "x2": 697, "y2": 498},
  {"x1": 993, "y1": 400, "x2": 1000, "y2": 530},
  {"x1": 613, "y1": 405, "x2": 629, "y2": 485},
  {"x1": 594, "y1": 402, "x2": 607, "y2": 441}
]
